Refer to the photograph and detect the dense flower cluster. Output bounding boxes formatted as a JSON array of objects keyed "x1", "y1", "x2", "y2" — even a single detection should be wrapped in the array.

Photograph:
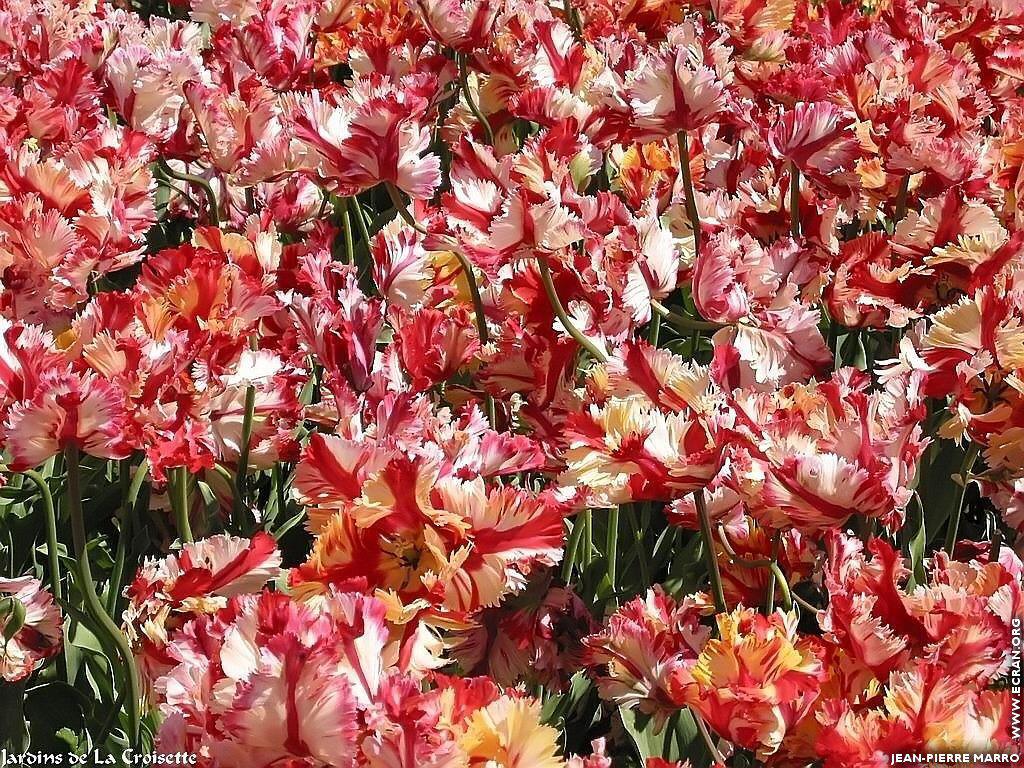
[{"x1": 0, "y1": 0, "x2": 1021, "y2": 763}]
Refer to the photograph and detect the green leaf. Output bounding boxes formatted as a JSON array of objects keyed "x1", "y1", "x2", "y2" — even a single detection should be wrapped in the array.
[
  {"x1": 663, "y1": 533, "x2": 705, "y2": 597},
  {"x1": 66, "y1": 617, "x2": 109, "y2": 687},
  {"x1": 24, "y1": 681, "x2": 89, "y2": 753},
  {"x1": 0, "y1": 679, "x2": 28, "y2": 752},
  {"x1": 56, "y1": 727, "x2": 82, "y2": 751},
  {"x1": 905, "y1": 492, "x2": 927, "y2": 588},
  {"x1": 541, "y1": 672, "x2": 592, "y2": 727},
  {"x1": 838, "y1": 332, "x2": 867, "y2": 370},
  {"x1": 619, "y1": 707, "x2": 709, "y2": 767},
  {"x1": 0, "y1": 486, "x2": 36, "y2": 502},
  {"x1": 272, "y1": 507, "x2": 308, "y2": 540},
  {"x1": 650, "y1": 524, "x2": 679, "y2": 574},
  {"x1": 919, "y1": 438, "x2": 972, "y2": 540}
]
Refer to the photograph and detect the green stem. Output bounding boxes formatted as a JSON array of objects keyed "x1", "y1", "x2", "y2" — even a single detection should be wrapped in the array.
[
  {"x1": 483, "y1": 393, "x2": 498, "y2": 429},
  {"x1": 65, "y1": 446, "x2": 141, "y2": 747},
  {"x1": 350, "y1": 196, "x2": 372, "y2": 246},
  {"x1": 106, "y1": 464, "x2": 130, "y2": 618},
  {"x1": 695, "y1": 489, "x2": 727, "y2": 613},
  {"x1": 107, "y1": 461, "x2": 149, "y2": 616},
  {"x1": 22, "y1": 470, "x2": 67, "y2": 682},
  {"x1": 792, "y1": 592, "x2": 820, "y2": 613},
  {"x1": 561, "y1": 512, "x2": 588, "y2": 582},
  {"x1": 156, "y1": 158, "x2": 219, "y2": 227},
  {"x1": 768, "y1": 559, "x2": 793, "y2": 612},
  {"x1": 93, "y1": 686, "x2": 127, "y2": 748},
  {"x1": 677, "y1": 131, "x2": 701, "y2": 251},
  {"x1": 789, "y1": 162, "x2": 800, "y2": 239},
  {"x1": 537, "y1": 255, "x2": 608, "y2": 363},
  {"x1": 339, "y1": 198, "x2": 355, "y2": 265},
  {"x1": 625, "y1": 505, "x2": 650, "y2": 586},
  {"x1": 383, "y1": 183, "x2": 426, "y2": 226},
  {"x1": 564, "y1": 0, "x2": 584, "y2": 40},
  {"x1": 455, "y1": 254, "x2": 491, "y2": 345},
  {"x1": 943, "y1": 443, "x2": 980, "y2": 553},
  {"x1": 22, "y1": 472, "x2": 61, "y2": 605},
  {"x1": 605, "y1": 506, "x2": 619, "y2": 595},
  {"x1": 170, "y1": 466, "x2": 194, "y2": 544},
  {"x1": 233, "y1": 384, "x2": 257, "y2": 533},
  {"x1": 647, "y1": 312, "x2": 661, "y2": 346},
  {"x1": 582, "y1": 510, "x2": 593, "y2": 568},
  {"x1": 650, "y1": 299, "x2": 722, "y2": 332},
  {"x1": 717, "y1": 523, "x2": 768, "y2": 567},
  {"x1": 765, "y1": 534, "x2": 780, "y2": 612},
  {"x1": 457, "y1": 53, "x2": 494, "y2": 146},
  {"x1": 347, "y1": 196, "x2": 376, "y2": 295},
  {"x1": 989, "y1": 510, "x2": 1002, "y2": 562},
  {"x1": 719, "y1": 524, "x2": 792, "y2": 612},
  {"x1": 153, "y1": 177, "x2": 201, "y2": 214},
  {"x1": 125, "y1": 460, "x2": 150, "y2": 512},
  {"x1": 694, "y1": 711, "x2": 728, "y2": 767},
  {"x1": 273, "y1": 462, "x2": 287, "y2": 527}
]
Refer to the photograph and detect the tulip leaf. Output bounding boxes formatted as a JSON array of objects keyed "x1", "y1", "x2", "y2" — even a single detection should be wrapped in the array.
[
  {"x1": 542, "y1": 671, "x2": 601, "y2": 759},
  {"x1": 0, "y1": 679, "x2": 28, "y2": 752},
  {"x1": 906, "y1": 492, "x2": 927, "y2": 588},
  {"x1": 920, "y1": 438, "x2": 972, "y2": 541},
  {"x1": 24, "y1": 681, "x2": 89, "y2": 753},
  {"x1": 541, "y1": 672, "x2": 589, "y2": 726},
  {"x1": 619, "y1": 707, "x2": 710, "y2": 768}
]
